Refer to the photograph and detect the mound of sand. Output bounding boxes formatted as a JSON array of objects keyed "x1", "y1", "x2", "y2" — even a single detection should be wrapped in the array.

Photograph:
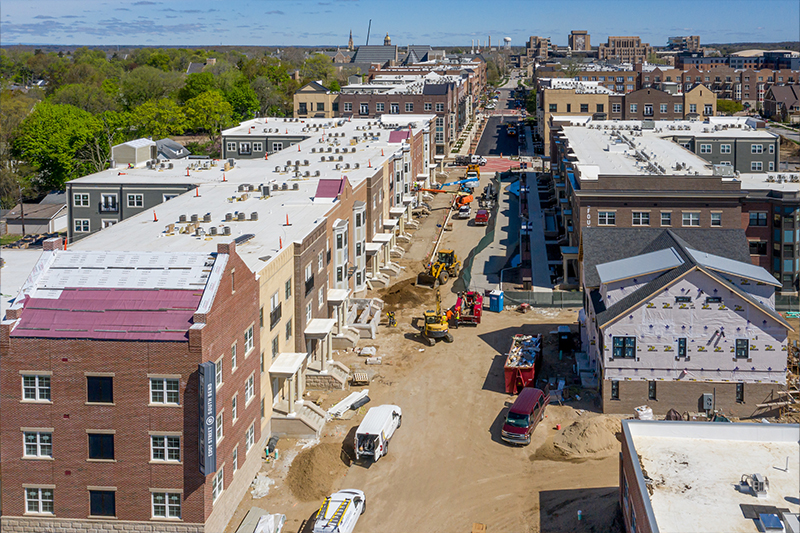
[
  {"x1": 286, "y1": 443, "x2": 348, "y2": 502},
  {"x1": 533, "y1": 416, "x2": 621, "y2": 462},
  {"x1": 379, "y1": 278, "x2": 427, "y2": 309}
]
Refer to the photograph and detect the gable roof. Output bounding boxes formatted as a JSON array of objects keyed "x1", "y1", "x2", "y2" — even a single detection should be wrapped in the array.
[
  {"x1": 592, "y1": 230, "x2": 792, "y2": 330},
  {"x1": 596, "y1": 247, "x2": 684, "y2": 284},
  {"x1": 296, "y1": 80, "x2": 330, "y2": 94},
  {"x1": 352, "y1": 45, "x2": 397, "y2": 64},
  {"x1": 581, "y1": 227, "x2": 750, "y2": 289},
  {"x1": 766, "y1": 84, "x2": 800, "y2": 108},
  {"x1": 2, "y1": 203, "x2": 66, "y2": 221},
  {"x1": 685, "y1": 248, "x2": 780, "y2": 286},
  {"x1": 403, "y1": 45, "x2": 432, "y2": 65},
  {"x1": 155, "y1": 138, "x2": 189, "y2": 159}
]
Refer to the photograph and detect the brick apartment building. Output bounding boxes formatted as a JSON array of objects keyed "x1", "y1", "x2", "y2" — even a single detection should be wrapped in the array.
[{"x1": 0, "y1": 239, "x2": 262, "y2": 533}]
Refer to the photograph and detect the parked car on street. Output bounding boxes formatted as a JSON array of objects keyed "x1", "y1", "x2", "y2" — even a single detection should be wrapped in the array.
[
  {"x1": 313, "y1": 489, "x2": 366, "y2": 533},
  {"x1": 501, "y1": 387, "x2": 550, "y2": 445}
]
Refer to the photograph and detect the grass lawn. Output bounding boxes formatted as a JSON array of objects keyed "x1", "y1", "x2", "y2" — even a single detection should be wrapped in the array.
[{"x1": 0, "y1": 234, "x2": 22, "y2": 246}]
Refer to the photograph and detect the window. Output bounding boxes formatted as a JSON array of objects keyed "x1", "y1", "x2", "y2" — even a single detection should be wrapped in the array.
[
  {"x1": 596, "y1": 104, "x2": 604, "y2": 113},
  {"x1": 238, "y1": 143, "x2": 251, "y2": 155},
  {"x1": 216, "y1": 413, "x2": 223, "y2": 442},
  {"x1": 660, "y1": 103, "x2": 667, "y2": 114},
  {"x1": 271, "y1": 142, "x2": 283, "y2": 152},
  {"x1": 704, "y1": 104, "x2": 713, "y2": 116},
  {"x1": 612, "y1": 337, "x2": 636, "y2": 358},
  {"x1": 152, "y1": 492, "x2": 181, "y2": 519},
  {"x1": 689, "y1": 104, "x2": 697, "y2": 113},
  {"x1": 675, "y1": 296, "x2": 691, "y2": 303},
  {"x1": 580, "y1": 104, "x2": 589, "y2": 113},
  {"x1": 610, "y1": 380, "x2": 619, "y2": 400},
  {"x1": 736, "y1": 383, "x2": 745, "y2": 403},
  {"x1": 26, "y1": 487, "x2": 54, "y2": 514},
  {"x1": 86, "y1": 376, "x2": 113, "y2": 404},
  {"x1": 768, "y1": 144, "x2": 775, "y2": 154},
  {"x1": 316, "y1": 102, "x2": 325, "y2": 112},
  {"x1": 405, "y1": 103, "x2": 414, "y2": 112},
  {"x1": 127, "y1": 194, "x2": 143, "y2": 208},
  {"x1": 74, "y1": 219, "x2": 90, "y2": 233},
  {"x1": 245, "y1": 374, "x2": 255, "y2": 404},
  {"x1": 306, "y1": 301, "x2": 313, "y2": 323},
  {"x1": 253, "y1": 142, "x2": 263, "y2": 152},
  {"x1": 435, "y1": 103, "x2": 444, "y2": 112},
  {"x1": 233, "y1": 445, "x2": 239, "y2": 472},
  {"x1": 612, "y1": 103, "x2": 621, "y2": 113},
  {"x1": 699, "y1": 144, "x2": 712, "y2": 154},
  {"x1": 735, "y1": 339, "x2": 749, "y2": 359},
  {"x1": 359, "y1": 103, "x2": 368, "y2": 115},
  {"x1": 23, "y1": 375, "x2": 50, "y2": 401},
  {"x1": 285, "y1": 278, "x2": 292, "y2": 300},
  {"x1": 711, "y1": 212, "x2": 721, "y2": 226},
  {"x1": 285, "y1": 317, "x2": 293, "y2": 341},
  {"x1": 674, "y1": 103, "x2": 683, "y2": 113},
  {"x1": 151, "y1": 436, "x2": 180, "y2": 462},
  {"x1": 212, "y1": 468, "x2": 224, "y2": 502},
  {"x1": 74, "y1": 193, "x2": 89, "y2": 207},
  {"x1": 768, "y1": 162, "x2": 774, "y2": 171},
  {"x1": 390, "y1": 103, "x2": 399, "y2": 114},
  {"x1": 88, "y1": 433, "x2": 114, "y2": 460},
  {"x1": 643, "y1": 104, "x2": 653, "y2": 116},
  {"x1": 629, "y1": 103, "x2": 638, "y2": 113},
  {"x1": 632, "y1": 212, "x2": 650, "y2": 226},
  {"x1": 246, "y1": 423, "x2": 255, "y2": 452},
  {"x1": 336, "y1": 266, "x2": 343, "y2": 282},
  {"x1": 424, "y1": 102, "x2": 432, "y2": 111},
  {"x1": 232, "y1": 394, "x2": 238, "y2": 422},
  {"x1": 751, "y1": 161, "x2": 763, "y2": 171},
  {"x1": 231, "y1": 343, "x2": 237, "y2": 371},
  {"x1": 226, "y1": 142, "x2": 236, "y2": 152},
  {"x1": 24, "y1": 431, "x2": 52, "y2": 458},
  {"x1": 318, "y1": 287, "x2": 324, "y2": 309},
  {"x1": 260, "y1": 351, "x2": 265, "y2": 373},
  {"x1": 598, "y1": 211, "x2": 616, "y2": 226},
  {"x1": 720, "y1": 144, "x2": 731, "y2": 154},
  {"x1": 298, "y1": 102, "x2": 307, "y2": 114},
  {"x1": 244, "y1": 326, "x2": 254, "y2": 354},
  {"x1": 648, "y1": 381, "x2": 657, "y2": 401},
  {"x1": 682, "y1": 212, "x2": 700, "y2": 226},
  {"x1": 661, "y1": 212, "x2": 671, "y2": 226},
  {"x1": 749, "y1": 241, "x2": 767, "y2": 255},
  {"x1": 259, "y1": 307, "x2": 264, "y2": 328},
  {"x1": 678, "y1": 338, "x2": 687, "y2": 358},
  {"x1": 271, "y1": 336, "x2": 279, "y2": 358},
  {"x1": 751, "y1": 144, "x2": 763, "y2": 154},
  {"x1": 215, "y1": 358, "x2": 223, "y2": 389},
  {"x1": 375, "y1": 102, "x2": 384, "y2": 112},
  {"x1": 749, "y1": 212, "x2": 768, "y2": 227},
  {"x1": 706, "y1": 296, "x2": 722, "y2": 304},
  {"x1": 343, "y1": 102, "x2": 352, "y2": 112},
  {"x1": 566, "y1": 104, "x2": 571, "y2": 112}
]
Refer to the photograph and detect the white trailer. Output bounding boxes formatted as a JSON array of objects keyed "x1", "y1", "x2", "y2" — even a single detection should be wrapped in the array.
[{"x1": 354, "y1": 404, "x2": 402, "y2": 461}]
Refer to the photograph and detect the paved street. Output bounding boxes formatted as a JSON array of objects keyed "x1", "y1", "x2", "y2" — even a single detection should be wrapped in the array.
[{"x1": 476, "y1": 116, "x2": 520, "y2": 157}]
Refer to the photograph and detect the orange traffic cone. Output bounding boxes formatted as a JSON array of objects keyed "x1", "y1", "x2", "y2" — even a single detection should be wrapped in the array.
[
  {"x1": 153, "y1": 211, "x2": 158, "y2": 222},
  {"x1": 368, "y1": 160, "x2": 372, "y2": 168},
  {"x1": 222, "y1": 173, "x2": 226, "y2": 182},
  {"x1": 195, "y1": 187, "x2": 200, "y2": 197}
]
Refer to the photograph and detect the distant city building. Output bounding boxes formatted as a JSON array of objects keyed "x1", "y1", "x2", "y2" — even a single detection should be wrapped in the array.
[
  {"x1": 568, "y1": 30, "x2": 590, "y2": 52},
  {"x1": 598, "y1": 36, "x2": 652, "y2": 64},
  {"x1": 526, "y1": 36, "x2": 553, "y2": 60},
  {"x1": 667, "y1": 35, "x2": 701, "y2": 52},
  {"x1": 348, "y1": 29, "x2": 354, "y2": 51}
]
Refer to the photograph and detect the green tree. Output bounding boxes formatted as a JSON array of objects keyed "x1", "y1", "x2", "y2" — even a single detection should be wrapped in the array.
[
  {"x1": 717, "y1": 99, "x2": 744, "y2": 115},
  {"x1": 302, "y1": 53, "x2": 335, "y2": 84},
  {"x1": 224, "y1": 82, "x2": 259, "y2": 120},
  {"x1": 0, "y1": 90, "x2": 42, "y2": 207},
  {"x1": 251, "y1": 76, "x2": 287, "y2": 116},
  {"x1": 51, "y1": 83, "x2": 119, "y2": 114},
  {"x1": 119, "y1": 66, "x2": 184, "y2": 109},
  {"x1": 132, "y1": 99, "x2": 187, "y2": 139},
  {"x1": 184, "y1": 90, "x2": 234, "y2": 149},
  {"x1": 328, "y1": 80, "x2": 341, "y2": 92},
  {"x1": 147, "y1": 52, "x2": 172, "y2": 72},
  {"x1": 178, "y1": 72, "x2": 215, "y2": 103},
  {"x1": 12, "y1": 102, "x2": 99, "y2": 190}
]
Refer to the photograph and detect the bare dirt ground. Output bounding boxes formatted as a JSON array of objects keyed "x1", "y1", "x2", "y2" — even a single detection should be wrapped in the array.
[{"x1": 225, "y1": 168, "x2": 623, "y2": 533}]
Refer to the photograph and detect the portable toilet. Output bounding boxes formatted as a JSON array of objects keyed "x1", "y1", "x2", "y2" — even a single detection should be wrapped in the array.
[
  {"x1": 557, "y1": 325, "x2": 572, "y2": 352},
  {"x1": 489, "y1": 290, "x2": 504, "y2": 312}
]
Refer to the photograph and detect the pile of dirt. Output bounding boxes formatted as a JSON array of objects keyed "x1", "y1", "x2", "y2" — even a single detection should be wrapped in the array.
[
  {"x1": 379, "y1": 278, "x2": 428, "y2": 309},
  {"x1": 285, "y1": 443, "x2": 348, "y2": 502},
  {"x1": 533, "y1": 416, "x2": 621, "y2": 462}
]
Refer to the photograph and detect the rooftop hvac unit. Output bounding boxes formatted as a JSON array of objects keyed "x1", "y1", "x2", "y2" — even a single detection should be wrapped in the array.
[
  {"x1": 281, "y1": 183, "x2": 288, "y2": 190},
  {"x1": 292, "y1": 183, "x2": 299, "y2": 190},
  {"x1": 272, "y1": 184, "x2": 279, "y2": 190},
  {"x1": 314, "y1": 170, "x2": 321, "y2": 176},
  {"x1": 276, "y1": 165, "x2": 282, "y2": 172},
  {"x1": 261, "y1": 185, "x2": 270, "y2": 197},
  {"x1": 250, "y1": 212, "x2": 258, "y2": 221},
  {"x1": 168, "y1": 163, "x2": 173, "y2": 169},
  {"x1": 237, "y1": 212, "x2": 246, "y2": 221},
  {"x1": 740, "y1": 473, "x2": 769, "y2": 498},
  {"x1": 203, "y1": 213, "x2": 212, "y2": 222},
  {"x1": 190, "y1": 214, "x2": 198, "y2": 222},
  {"x1": 223, "y1": 226, "x2": 231, "y2": 235},
  {"x1": 225, "y1": 213, "x2": 233, "y2": 221},
  {"x1": 304, "y1": 170, "x2": 310, "y2": 177},
  {"x1": 304, "y1": 160, "x2": 309, "y2": 166},
  {"x1": 179, "y1": 214, "x2": 187, "y2": 223}
]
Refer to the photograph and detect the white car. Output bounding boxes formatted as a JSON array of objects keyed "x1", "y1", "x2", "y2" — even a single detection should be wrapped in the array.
[
  {"x1": 313, "y1": 489, "x2": 366, "y2": 533},
  {"x1": 457, "y1": 205, "x2": 471, "y2": 219}
]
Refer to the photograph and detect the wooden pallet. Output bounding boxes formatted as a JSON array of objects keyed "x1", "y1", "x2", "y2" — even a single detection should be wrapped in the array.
[{"x1": 351, "y1": 372, "x2": 369, "y2": 385}]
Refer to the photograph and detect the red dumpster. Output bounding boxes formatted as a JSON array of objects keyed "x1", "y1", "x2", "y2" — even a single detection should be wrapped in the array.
[{"x1": 503, "y1": 334, "x2": 543, "y2": 394}]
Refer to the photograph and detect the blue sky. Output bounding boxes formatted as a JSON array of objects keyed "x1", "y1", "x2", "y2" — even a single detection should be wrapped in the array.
[{"x1": 1, "y1": 0, "x2": 798, "y2": 47}]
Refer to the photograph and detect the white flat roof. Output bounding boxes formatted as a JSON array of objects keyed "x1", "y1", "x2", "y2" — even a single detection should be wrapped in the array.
[
  {"x1": 1, "y1": 249, "x2": 44, "y2": 317},
  {"x1": 304, "y1": 318, "x2": 336, "y2": 336},
  {"x1": 625, "y1": 421, "x2": 800, "y2": 533},
  {"x1": 737, "y1": 172, "x2": 800, "y2": 192},
  {"x1": 327, "y1": 288, "x2": 351, "y2": 303},
  {"x1": 269, "y1": 352, "x2": 307, "y2": 377}
]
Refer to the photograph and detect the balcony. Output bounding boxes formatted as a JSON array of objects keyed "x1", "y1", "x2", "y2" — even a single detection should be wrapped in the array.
[
  {"x1": 270, "y1": 303, "x2": 282, "y2": 330},
  {"x1": 304, "y1": 275, "x2": 314, "y2": 296},
  {"x1": 99, "y1": 202, "x2": 118, "y2": 213}
]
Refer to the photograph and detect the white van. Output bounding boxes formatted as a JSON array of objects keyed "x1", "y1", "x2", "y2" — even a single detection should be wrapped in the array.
[{"x1": 354, "y1": 405, "x2": 402, "y2": 461}]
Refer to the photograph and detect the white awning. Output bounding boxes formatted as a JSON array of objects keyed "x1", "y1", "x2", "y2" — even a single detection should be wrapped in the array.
[
  {"x1": 327, "y1": 288, "x2": 351, "y2": 304},
  {"x1": 269, "y1": 352, "x2": 307, "y2": 377},
  {"x1": 372, "y1": 233, "x2": 394, "y2": 244},
  {"x1": 402, "y1": 195, "x2": 415, "y2": 205},
  {"x1": 383, "y1": 218, "x2": 399, "y2": 230},
  {"x1": 365, "y1": 242, "x2": 383, "y2": 254},
  {"x1": 389, "y1": 206, "x2": 406, "y2": 218},
  {"x1": 304, "y1": 318, "x2": 336, "y2": 337}
]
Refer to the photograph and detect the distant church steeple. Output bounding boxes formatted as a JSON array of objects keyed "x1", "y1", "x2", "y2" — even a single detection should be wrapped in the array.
[
  {"x1": 384, "y1": 33, "x2": 391, "y2": 46},
  {"x1": 348, "y1": 30, "x2": 354, "y2": 51}
]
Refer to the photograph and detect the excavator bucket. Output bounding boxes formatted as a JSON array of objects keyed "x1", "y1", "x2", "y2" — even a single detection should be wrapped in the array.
[{"x1": 416, "y1": 270, "x2": 438, "y2": 288}]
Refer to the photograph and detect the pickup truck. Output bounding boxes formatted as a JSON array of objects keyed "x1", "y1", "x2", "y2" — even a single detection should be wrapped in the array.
[
  {"x1": 475, "y1": 209, "x2": 489, "y2": 226},
  {"x1": 313, "y1": 489, "x2": 366, "y2": 533},
  {"x1": 354, "y1": 405, "x2": 402, "y2": 461}
]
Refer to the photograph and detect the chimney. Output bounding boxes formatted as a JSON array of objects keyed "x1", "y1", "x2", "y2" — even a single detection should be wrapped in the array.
[{"x1": 43, "y1": 237, "x2": 63, "y2": 251}]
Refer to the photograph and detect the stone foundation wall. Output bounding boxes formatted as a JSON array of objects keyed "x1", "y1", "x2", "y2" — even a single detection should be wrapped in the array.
[
  {"x1": 305, "y1": 373, "x2": 344, "y2": 390},
  {"x1": 0, "y1": 517, "x2": 204, "y2": 533}
]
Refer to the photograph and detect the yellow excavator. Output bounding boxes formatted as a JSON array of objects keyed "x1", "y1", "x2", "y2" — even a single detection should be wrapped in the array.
[
  {"x1": 420, "y1": 289, "x2": 454, "y2": 346},
  {"x1": 417, "y1": 249, "x2": 462, "y2": 288}
]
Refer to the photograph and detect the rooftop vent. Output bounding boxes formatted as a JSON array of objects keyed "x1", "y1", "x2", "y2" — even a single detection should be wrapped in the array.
[
  {"x1": 250, "y1": 212, "x2": 258, "y2": 221},
  {"x1": 203, "y1": 213, "x2": 212, "y2": 222},
  {"x1": 223, "y1": 226, "x2": 231, "y2": 236},
  {"x1": 179, "y1": 214, "x2": 187, "y2": 223},
  {"x1": 237, "y1": 212, "x2": 246, "y2": 221},
  {"x1": 190, "y1": 214, "x2": 198, "y2": 222},
  {"x1": 225, "y1": 213, "x2": 233, "y2": 221},
  {"x1": 209, "y1": 226, "x2": 218, "y2": 235}
]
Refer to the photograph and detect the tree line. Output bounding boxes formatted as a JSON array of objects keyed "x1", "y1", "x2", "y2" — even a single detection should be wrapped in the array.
[{"x1": 0, "y1": 46, "x2": 352, "y2": 208}]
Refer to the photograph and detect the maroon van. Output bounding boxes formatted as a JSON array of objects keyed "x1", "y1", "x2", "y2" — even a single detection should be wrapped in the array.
[{"x1": 501, "y1": 387, "x2": 550, "y2": 445}]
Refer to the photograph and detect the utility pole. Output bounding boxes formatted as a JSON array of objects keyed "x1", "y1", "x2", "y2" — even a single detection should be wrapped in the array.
[{"x1": 18, "y1": 183, "x2": 26, "y2": 236}]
